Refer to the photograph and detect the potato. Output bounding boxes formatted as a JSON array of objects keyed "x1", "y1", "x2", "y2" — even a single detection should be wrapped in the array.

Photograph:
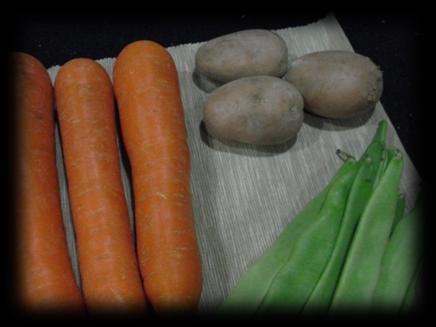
[
  {"x1": 285, "y1": 50, "x2": 383, "y2": 119},
  {"x1": 195, "y1": 29, "x2": 288, "y2": 92},
  {"x1": 203, "y1": 76, "x2": 304, "y2": 145}
]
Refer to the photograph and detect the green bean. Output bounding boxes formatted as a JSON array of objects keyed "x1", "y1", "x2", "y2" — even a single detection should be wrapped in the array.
[
  {"x1": 222, "y1": 120, "x2": 389, "y2": 314},
  {"x1": 372, "y1": 198, "x2": 422, "y2": 312},
  {"x1": 256, "y1": 160, "x2": 359, "y2": 314},
  {"x1": 302, "y1": 121, "x2": 387, "y2": 313},
  {"x1": 303, "y1": 144, "x2": 385, "y2": 312},
  {"x1": 374, "y1": 147, "x2": 403, "y2": 240},
  {"x1": 221, "y1": 161, "x2": 355, "y2": 313},
  {"x1": 336, "y1": 121, "x2": 386, "y2": 165},
  {"x1": 330, "y1": 152, "x2": 404, "y2": 311},
  {"x1": 384, "y1": 146, "x2": 399, "y2": 168},
  {"x1": 220, "y1": 188, "x2": 328, "y2": 313},
  {"x1": 373, "y1": 146, "x2": 400, "y2": 191},
  {"x1": 390, "y1": 193, "x2": 406, "y2": 236},
  {"x1": 370, "y1": 121, "x2": 390, "y2": 185},
  {"x1": 372, "y1": 213, "x2": 419, "y2": 311},
  {"x1": 373, "y1": 149, "x2": 388, "y2": 188},
  {"x1": 400, "y1": 260, "x2": 421, "y2": 312},
  {"x1": 372, "y1": 120, "x2": 388, "y2": 143}
]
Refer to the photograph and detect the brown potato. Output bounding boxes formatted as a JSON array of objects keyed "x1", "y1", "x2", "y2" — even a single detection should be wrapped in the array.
[
  {"x1": 285, "y1": 50, "x2": 383, "y2": 119},
  {"x1": 204, "y1": 76, "x2": 304, "y2": 145},
  {"x1": 195, "y1": 30, "x2": 288, "y2": 92}
]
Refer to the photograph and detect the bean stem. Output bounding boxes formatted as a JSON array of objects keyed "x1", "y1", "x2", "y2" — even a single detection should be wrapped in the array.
[{"x1": 336, "y1": 149, "x2": 355, "y2": 162}]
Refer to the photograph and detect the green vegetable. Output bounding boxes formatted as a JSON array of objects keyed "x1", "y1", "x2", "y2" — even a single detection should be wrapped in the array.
[
  {"x1": 330, "y1": 151, "x2": 404, "y2": 311},
  {"x1": 391, "y1": 193, "x2": 406, "y2": 235},
  {"x1": 371, "y1": 120, "x2": 388, "y2": 146},
  {"x1": 383, "y1": 147, "x2": 400, "y2": 171},
  {"x1": 382, "y1": 147, "x2": 406, "y2": 236},
  {"x1": 374, "y1": 146, "x2": 399, "y2": 189},
  {"x1": 400, "y1": 260, "x2": 421, "y2": 312},
  {"x1": 220, "y1": 188, "x2": 328, "y2": 313},
  {"x1": 221, "y1": 120, "x2": 419, "y2": 315},
  {"x1": 303, "y1": 142, "x2": 385, "y2": 312},
  {"x1": 221, "y1": 159, "x2": 359, "y2": 313},
  {"x1": 302, "y1": 121, "x2": 387, "y2": 313},
  {"x1": 222, "y1": 121, "x2": 390, "y2": 314},
  {"x1": 256, "y1": 160, "x2": 359, "y2": 314},
  {"x1": 372, "y1": 197, "x2": 422, "y2": 312},
  {"x1": 373, "y1": 149, "x2": 387, "y2": 187}
]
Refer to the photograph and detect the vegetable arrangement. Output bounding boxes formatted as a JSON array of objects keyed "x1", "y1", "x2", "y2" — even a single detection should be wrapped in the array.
[
  {"x1": 13, "y1": 27, "x2": 420, "y2": 316},
  {"x1": 222, "y1": 121, "x2": 422, "y2": 314}
]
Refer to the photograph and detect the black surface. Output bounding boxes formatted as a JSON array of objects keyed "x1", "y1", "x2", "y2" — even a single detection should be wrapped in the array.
[{"x1": 11, "y1": 12, "x2": 424, "y2": 176}]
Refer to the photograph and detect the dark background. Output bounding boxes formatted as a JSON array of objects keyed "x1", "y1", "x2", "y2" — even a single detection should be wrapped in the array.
[{"x1": 10, "y1": 11, "x2": 424, "y2": 176}]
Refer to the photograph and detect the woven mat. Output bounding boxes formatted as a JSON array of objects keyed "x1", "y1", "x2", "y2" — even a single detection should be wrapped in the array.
[{"x1": 47, "y1": 14, "x2": 420, "y2": 310}]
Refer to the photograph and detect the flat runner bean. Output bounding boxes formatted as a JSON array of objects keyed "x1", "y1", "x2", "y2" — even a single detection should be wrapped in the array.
[
  {"x1": 303, "y1": 122, "x2": 387, "y2": 312},
  {"x1": 330, "y1": 152, "x2": 404, "y2": 311},
  {"x1": 303, "y1": 147, "x2": 384, "y2": 312},
  {"x1": 372, "y1": 198, "x2": 422, "y2": 312},
  {"x1": 256, "y1": 160, "x2": 359, "y2": 314},
  {"x1": 220, "y1": 188, "x2": 328, "y2": 313}
]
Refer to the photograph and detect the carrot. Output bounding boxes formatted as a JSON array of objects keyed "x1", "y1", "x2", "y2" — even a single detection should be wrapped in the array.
[
  {"x1": 55, "y1": 58, "x2": 147, "y2": 313},
  {"x1": 14, "y1": 52, "x2": 84, "y2": 312},
  {"x1": 113, "y1": 41, "x2": 202, "y2": 313}
]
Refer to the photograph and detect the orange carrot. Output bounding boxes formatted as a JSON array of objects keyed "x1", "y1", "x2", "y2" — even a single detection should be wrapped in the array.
[
  {"x1": 14, "y1": 52, "x2": 84, "y2": 312},
  {"x1": 55, "y1": 58, "x2": 147, "y2": 313},
  {"x1": 113, "y1": 41, "x2": 202, "y2": 313}
]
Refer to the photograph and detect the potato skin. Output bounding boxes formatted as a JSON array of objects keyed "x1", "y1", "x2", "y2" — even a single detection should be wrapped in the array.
[
  {"x1": 204, "y1": 76, "x2": 304, "y2": 145},
  {"x1": 195, "y1": 30, "x2": 288, "y2": 92},
  {"x1": 285, "y1": 50, "x2": 383, "y2": 119}
]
